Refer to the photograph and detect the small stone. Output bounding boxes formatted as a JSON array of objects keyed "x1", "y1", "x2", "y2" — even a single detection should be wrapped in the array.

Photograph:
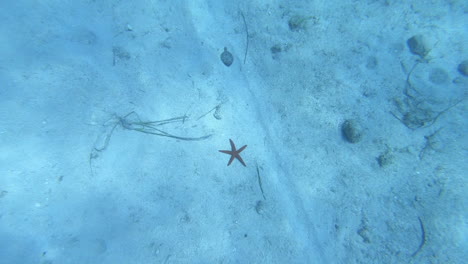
[
  {"x1": 270, "y1": 44, "x2": 282, "y2": 54},
  {"x1": 112, "y1": 46, "x2": 130, "y2": 60},
  {"x1": 271, "y1": 44, "x2": 282, "y2": 60},
  {"x1": 213, "y1": 105, "x2": 222, "y2": 120},
  {"x1": 220, "y1": 47, "x2": 234, "y2": 67},
  {"x1": 377, "y1": 150, "x2": 393, "y2": 167},
  {"x1": 407, "y1": 35, "x2": 429, "y2": 58},
  {"x1": 255, "y1": 200, "x2": 265, "y2": 215},
  {"x1": 357, "y1": 226, "x2": 371, "y2": 243},
  {"x1": 288, "y1": 16, "x2": 305, "y2": 31},
  {"x1": 457, "y1": 60, "x2": 468, "y2": 77},
  {"x1": 288, "y1": 15, "x2": 317, "y2": 32},
  {"x1": 341, "y1": 119, "x2": 363, "y2": 143}
]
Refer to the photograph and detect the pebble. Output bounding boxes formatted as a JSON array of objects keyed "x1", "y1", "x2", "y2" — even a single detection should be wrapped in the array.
[
  {"x1": 341, "y1": 119, "x2": 363, "y2": 143},
  {"x1": 407, "y1": 35, "x2": 429, "y2": 58},
  {"x1": 458, "y1": 60, "x2": 468, "y2": 77},
  {"x1": 377, "y1": 150, "x2": 393, "y2": 168},
  {"x1": 220, "y1": 47, "x2": 234, "y2": 67}
]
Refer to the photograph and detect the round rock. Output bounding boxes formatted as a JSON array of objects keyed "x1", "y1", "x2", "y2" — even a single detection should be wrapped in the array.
[
  {"x1": 458, "y1": 60, "x2": 468, "y2": 77},
  {"x1": 220, "y1": 47, "x2": 234, "y2": 67},
  {"x1": 341, "y1": 119, "x2": 363, "y2": 143},
  {"x1": 407, "y1": 35, "x2": 429, "y2": 58}
]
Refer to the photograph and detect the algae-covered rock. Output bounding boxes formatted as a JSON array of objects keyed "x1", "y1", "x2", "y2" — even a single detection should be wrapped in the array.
[
  {"x1": 407, "y1": 35, "x2": 429, "y2": 58},
  {"x1": 341, "y1": 119, "x2": 363, "y2": 143}
]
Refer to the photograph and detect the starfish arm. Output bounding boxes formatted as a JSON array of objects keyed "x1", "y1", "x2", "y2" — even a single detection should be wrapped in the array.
[
  {"x1": 227, "y1": 155, "x2": 236, "y2": 166},
  {"x1": 229, "y1": 139, "x2": 236, "y2": 150},
  {"x1": 219, "y1": 150, "x2": 233, "y2": 154},
  {"x1": 235, "y1": 154, "x2": 247, "y2": 167},
  {"x1": 237, "y1": 145, "x2": 247, "y2": 153}
]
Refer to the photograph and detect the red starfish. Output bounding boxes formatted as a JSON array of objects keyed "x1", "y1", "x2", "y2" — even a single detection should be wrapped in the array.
[{"x1": 219, "y1": 139, "x2": 247, "y2": 167}]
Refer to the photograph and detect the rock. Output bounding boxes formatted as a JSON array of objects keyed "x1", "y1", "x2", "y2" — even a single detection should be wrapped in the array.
[
  {"x1": 288, "y1": 16, "x2": 307, "y2": 31},
  {"x1": 271, "y1": 44, "x2": 282, "y2": 60},
  {"x1": 407, "y1": 35, "x2": 429, "y2": 58},
  {"x1": 126, "y1": 24, "x2": 133, "y2": 31},
  {"x1": 341, "y1": 119, "x2": 363, "y2": 143},
  {"x1": 255, "y1": 200, "x2": 265, "y2": 215},
  {"x1": 458, "y1": 60, "x2": 468, "y2": 77},
  {"x1": 377, "y1": 150, "x2": 393, "y2": 167},
  {"x1": 271, "y1": 44, "x2": 282, "y2": 54},
  {"x1": 288, "y1": 15, "x2": 318, "y2": 32},
  {"x1": 213, "y1": 105, "x2": 222, "y2": 120},
  {"x1": 220, "y1": 47, "x2": 234, "y2": 67}
]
